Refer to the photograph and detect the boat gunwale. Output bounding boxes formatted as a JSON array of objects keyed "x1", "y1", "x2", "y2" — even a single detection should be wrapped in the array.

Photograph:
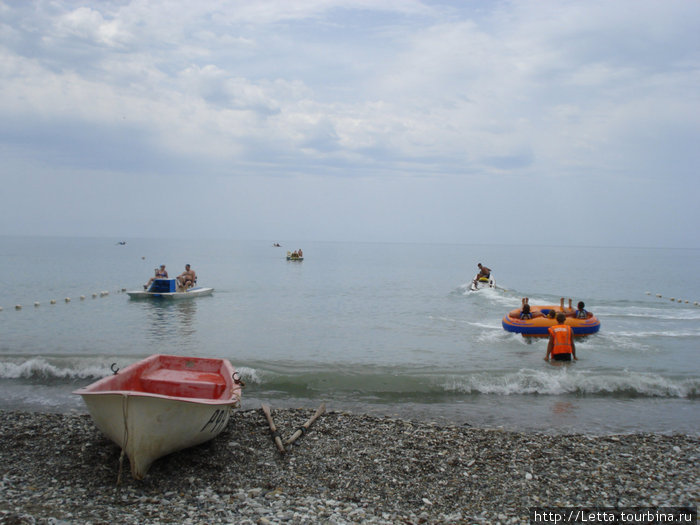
[{"x1": 73, "y1": 354, "x2": 240, "y2": 404}]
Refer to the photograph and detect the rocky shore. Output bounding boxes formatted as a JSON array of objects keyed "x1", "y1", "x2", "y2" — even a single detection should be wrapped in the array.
[{"x1": 1, "y1": 408, "x2": 697, "y2": 524}]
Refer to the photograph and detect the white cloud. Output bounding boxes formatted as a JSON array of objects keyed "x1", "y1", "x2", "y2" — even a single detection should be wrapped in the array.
[{"x1": 0, "y1": 0, "x2": 698, "y2": 246}]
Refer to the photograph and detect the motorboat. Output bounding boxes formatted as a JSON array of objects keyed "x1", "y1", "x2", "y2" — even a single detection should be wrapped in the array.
[
  {"x1": 74, "y1": 354, "x2": 243, "y2": 479},
  {"x1": 126, "y1": 278, "x2": 213, "y2": 300},
  {"x1": 469, "y1": 274, "x2": 496, "y2": 291}
]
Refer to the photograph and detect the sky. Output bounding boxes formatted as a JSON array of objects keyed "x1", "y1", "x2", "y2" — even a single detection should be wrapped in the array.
[{"x1": 1, "y1": 0, "x2": 699, "y2": 247}]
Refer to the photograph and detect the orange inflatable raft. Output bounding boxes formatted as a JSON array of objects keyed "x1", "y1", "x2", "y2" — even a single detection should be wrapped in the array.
[{"x1": 502, "y1": 301, "x2": 600, "y2": 337}]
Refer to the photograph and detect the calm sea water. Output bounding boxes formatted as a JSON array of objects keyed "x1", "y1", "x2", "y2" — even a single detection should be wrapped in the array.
[{"x1": 1, "y1": 236, "x2": 698, "y2": 435}]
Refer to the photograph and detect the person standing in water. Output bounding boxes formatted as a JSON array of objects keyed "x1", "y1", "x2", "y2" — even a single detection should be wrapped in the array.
[{"x1": 545, "y1": 312, "x2": 577, "y2": 362}]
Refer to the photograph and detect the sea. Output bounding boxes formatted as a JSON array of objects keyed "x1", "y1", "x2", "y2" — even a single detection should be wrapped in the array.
[{"x1": 1, "y1": 236, "x2": 698, "y2": 435}]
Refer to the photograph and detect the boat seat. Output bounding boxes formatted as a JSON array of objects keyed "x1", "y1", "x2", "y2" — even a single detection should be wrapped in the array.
[{"x1": 140, "y1": 368, "x2": 226, "y2": 399}]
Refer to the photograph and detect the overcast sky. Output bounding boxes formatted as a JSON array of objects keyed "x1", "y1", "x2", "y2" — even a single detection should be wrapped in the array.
[{"x1": 1, "y1": 0, "x2": 698, "y2": 247}]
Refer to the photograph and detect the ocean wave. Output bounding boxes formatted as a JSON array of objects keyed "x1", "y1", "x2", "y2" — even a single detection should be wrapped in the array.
[
  {"x1": 442, "y1": 369, "x2": 698, "y2": 398},
  {"x1": 237, "y1": 364, "x2": 698, "y2": 400},
  {"x1": 0, "y1": 357, "x2": 111, "y2": 380},
  {"x1": 2, "y1": 358, "x2": 697, "y2": 400},
  {"x1": 591, "y1": 305, "x2": 700, "y2": 321}
]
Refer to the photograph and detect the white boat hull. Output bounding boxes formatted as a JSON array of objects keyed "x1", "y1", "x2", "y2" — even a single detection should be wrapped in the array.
[
  {"x1": 126, "y1": 286, "x2": 214, "y2": 300},
  {"x1": 75, "y1": 354, "x2": 241, "y2": 479},
  {"x1": 469, "y1": 274, "x2": 496, "y2": 291},
  {"x1": 82, "y1": 393, "x2": 234, "y2": 479}
]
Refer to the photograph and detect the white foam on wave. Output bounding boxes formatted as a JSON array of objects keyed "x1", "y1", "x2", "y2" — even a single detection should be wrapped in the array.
[
  {"x1": 613, "y1": 329, "x2": 700, "y2": 338},
  {"x1": 0, "y1": 357, "x2": 110, "y2": 380},
  {"x1": 235, "y1": 366, "x2": 260, "y2": 385},
  {"x1": 597, "y1": 305, "x2": 700, "y2": 321},
  {"x1": 441, "y1": 368, "x2": 698, "y2": 398}
]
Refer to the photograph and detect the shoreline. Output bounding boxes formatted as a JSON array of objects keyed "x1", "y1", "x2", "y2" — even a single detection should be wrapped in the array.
[{"x1": 1, "y1": 409, "x2": 698, "y2": 524}]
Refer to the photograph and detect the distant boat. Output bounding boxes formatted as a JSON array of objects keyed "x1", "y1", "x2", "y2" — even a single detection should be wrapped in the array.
[
  {"x1": 74, "y1": 354, "x2": 243, "y2": 479},
  {"x1": 468, "y1": 274, "x2": 496, "y2": 291},
  {"x1": 116, "y1": 241, "x2": 127, "y2": 245},
  {"x1": 286, "y1": 250, "x2": 304, "y2": 261},
  {"x1": 126, "y1": 278, "x2": 213, "y2": 299}
]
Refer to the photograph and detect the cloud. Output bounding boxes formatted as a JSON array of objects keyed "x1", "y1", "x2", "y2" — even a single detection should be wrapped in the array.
[{"x1": 0, "y1": 0, "x2": 698, "y2": 246}]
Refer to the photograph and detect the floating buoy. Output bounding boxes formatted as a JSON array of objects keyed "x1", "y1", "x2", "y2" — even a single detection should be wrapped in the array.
[
  {"x1": 65, "y1": 297, "x2": 71, "y2": 303},
  {"x1": 50, "y1": 299, "x2": 56, "y2": 304},
  {"x1": 92, "y1": 293, "x2": 97, "y2": 298},
  {"x1": 80, "y1": 295, "x2": 85, "y2": 300},
  {"x1": 0, "y1": 306, "x2": 3, "y2": 311},
  {"x1": 645, "y1": 291, "x2": 650, "y2": 295},
  {"x1": 15, "y1": 305, "x2": 22, "y2": 310},
  {"x1": 34, "y1": 302, "x2": 40, "y2": 307},
  {"x1": 656, "y1": 294, "x2": 662, "y2": 298}
]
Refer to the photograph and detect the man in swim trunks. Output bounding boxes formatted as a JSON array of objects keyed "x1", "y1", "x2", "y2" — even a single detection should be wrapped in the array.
[
  {"x1": 545, "y1": 313, "x2": 577, "y2": 362},
  {"x1": 177, "y1": 264, "x2": 197, "y2": 290},
  {"x1": 472, "y1": 263, "x2": 491, "y2": 286}
]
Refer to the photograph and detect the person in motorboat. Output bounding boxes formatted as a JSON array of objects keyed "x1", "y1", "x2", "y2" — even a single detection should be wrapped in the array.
[
  {"x1": 472, "y1": 263, "x2": 491, "y2": 286},
  {"x1": 177, "y1": 264, "x2": 197, "y2": 290},
  {"x1": 575, "y1": 301, "x2": 588, "y2": 319},
  {"x1": 545, "y1": 313, "x2": 577, "y2": 363},
  {"x1": 144, "y1": 265, "x2": 168, "y2": 290}
]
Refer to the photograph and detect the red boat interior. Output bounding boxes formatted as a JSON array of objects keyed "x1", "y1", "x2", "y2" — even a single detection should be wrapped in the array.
[{"x1": 84, "y1": 355, "x2": 229, "y2": 400}]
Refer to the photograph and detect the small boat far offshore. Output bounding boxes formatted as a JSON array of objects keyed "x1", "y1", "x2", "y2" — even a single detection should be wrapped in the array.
[
  {"x1": 126, "y1": 278, "x2": 213, "y2": 299},
  {"x1": 74, "y1": 354, "x2": 243, "y2": 479}
]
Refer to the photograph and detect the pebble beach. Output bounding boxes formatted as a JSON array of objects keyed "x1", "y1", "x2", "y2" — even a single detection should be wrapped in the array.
[{"x1": 1, "y1": 408, "x2": 697, "y2": 524}]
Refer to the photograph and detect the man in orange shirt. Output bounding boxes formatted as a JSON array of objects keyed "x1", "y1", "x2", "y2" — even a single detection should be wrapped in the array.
[{"x1": 545, "y1": 312, "x2": 577, "y2": 362}]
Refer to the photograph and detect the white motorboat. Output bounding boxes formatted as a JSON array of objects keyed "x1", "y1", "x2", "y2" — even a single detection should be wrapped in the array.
[{"x1": 468, "y1": 273, "x2": 496, "y2": 291}]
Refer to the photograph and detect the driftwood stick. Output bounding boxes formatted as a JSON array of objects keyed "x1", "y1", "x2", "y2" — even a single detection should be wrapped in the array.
[
  {"x1": 261, "y1": 403, "x2": 285, "y2": 454},
  {"x1": 285, "y1": 402, "x2": 326, "y2": 445}
]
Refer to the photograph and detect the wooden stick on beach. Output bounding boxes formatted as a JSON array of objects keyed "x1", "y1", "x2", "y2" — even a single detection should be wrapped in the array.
[
  {"x1": 261, "y1": 403, "x2": 285, "y2": 454},
  {"x1": 285, "y1": 403, "x2": 326, "y2": 446}
]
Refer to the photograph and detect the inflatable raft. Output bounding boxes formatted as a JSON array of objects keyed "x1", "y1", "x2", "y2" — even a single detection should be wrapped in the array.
[{"x1": 502, "y1": 303, "x2": 600, "y2": 337}]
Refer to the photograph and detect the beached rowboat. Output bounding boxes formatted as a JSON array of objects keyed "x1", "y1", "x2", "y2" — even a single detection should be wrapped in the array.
[{"x1": 74, "y1": 354, "x2": 242, "y2": 479}]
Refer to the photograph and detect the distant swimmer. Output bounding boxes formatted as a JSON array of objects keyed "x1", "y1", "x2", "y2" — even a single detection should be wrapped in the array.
[{"x1": 545, "y1": 312, "x2": 577, "y2": 363}]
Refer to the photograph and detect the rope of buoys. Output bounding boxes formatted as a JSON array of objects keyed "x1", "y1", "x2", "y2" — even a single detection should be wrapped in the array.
[
  {"x1": 1, "y1": 287, "x2": 128, "y2": 313},
  {"x1": 647, "y1": 291, "x2": 700, "y2": 306}
]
